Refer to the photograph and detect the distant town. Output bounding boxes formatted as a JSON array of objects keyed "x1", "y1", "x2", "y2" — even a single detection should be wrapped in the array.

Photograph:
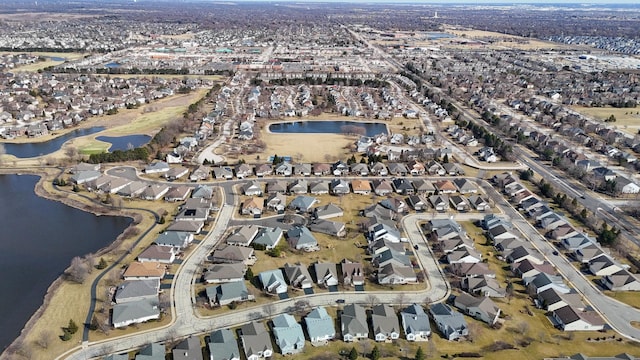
[{"x1": 1, "y1": 1, "x2": 640, "y2": 360}]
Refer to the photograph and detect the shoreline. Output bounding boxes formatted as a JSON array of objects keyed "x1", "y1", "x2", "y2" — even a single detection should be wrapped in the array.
[
  {"x1": 265, "y1": 117, "x2": 391, "y2": 136},
  {"x1": 0, "y1": 169, "x2": 140, "y2": 359}
]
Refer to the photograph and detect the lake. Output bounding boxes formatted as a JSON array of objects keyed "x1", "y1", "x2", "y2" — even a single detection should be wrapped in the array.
[
  {"x1": 2, "y1": 126, "x2": 105, "y2": 158},
  {"x1": 269, "y1": 121, "x2": 388, "y2": 136},
  {"x1": 0, "y1": 174, "x2": 132, "y2": 352},
  {"x1": 96, "y1": 135, "x2": 151, "y2": 152}
]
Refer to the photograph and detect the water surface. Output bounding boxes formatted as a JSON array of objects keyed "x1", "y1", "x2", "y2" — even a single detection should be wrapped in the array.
[
  {"x1": 0, "y1": 175, "x2": 131, "y2": 352},
  {"x1": 96, "y1": 135, "x2": 151, "y2": 152},
  {"x1": 2, "y1": 126, "x2": 105, "y2": 158},
  {"x1": 269, "y1": 121, "x2": 388, "y2": 136}
]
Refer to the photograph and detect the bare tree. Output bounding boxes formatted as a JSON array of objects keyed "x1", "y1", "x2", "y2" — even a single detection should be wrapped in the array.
[
  {"x1": 365, "y1": 294, "x2": 379, "y2": 308},
  {"x1": 466, "y1": 322, "x2": 481, "y2": 343},
  {"x1": 263, "y1": 303, "x2": 276, "y2": 317},
  {"x1": 427, "y1": 339, "x2": 437, "y2": 358},
  {"x1": 516, "y1": 321, "x2": 530, "y2": 335},
  {"x1": 85, "y1": 254, "x2": 96, "y2": 274},
  {"x1": 66, "y1": 256, "x2": 89, "y2": 284},
  {"x1": 64, "y1": 146, "x2": 78, "y2": 161},
  {"x1": 35, "y1": 330, "x2": 53, "y2": 349},
  {"x1": 394, "y1": 293, "x2": 407, "y2": 308}
]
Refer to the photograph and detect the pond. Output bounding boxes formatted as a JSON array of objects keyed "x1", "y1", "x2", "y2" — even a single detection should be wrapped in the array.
[
  {"x1": 269, "y1": 121, "x2": 388, "y2": 136},
  {"x1": 0, "y1": 174, "x2": 132, "y2": 351},
  {"x1": 105, "y1": 62, "x2": 121, "y2": 68},
  {"x1": 426, "y1": 32, "x2": 456, "y2": 40},
  {"x1": 2, "y1": 126, "x2": 105, "y2": 158},
  {"x1": 96, "y1": 134, "x2": 151, "y2": 152}
]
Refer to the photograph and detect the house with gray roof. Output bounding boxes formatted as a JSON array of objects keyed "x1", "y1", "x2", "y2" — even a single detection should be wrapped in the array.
[
  {"x1": 138, "y1": 244, "x2": 176, "y2": 264},
  {"x1": 467, "y1": 195, "x2": 490, "y2": 211},
  {"x1": 173, "y1": 336, "x2": 203, "y2": 360},
  {"x1": 537, "y1": 288, "x2": 585, "y2": 312},
  {"x1": 144, "y1": 161, "x2": 170, "y2": 174},
  {"x1": 112, "y1": 298, "x2": 160, "y2": 328},
  {"x1": 602, "y1": 269, "x2": 640, "y2": 291},
  {"x1": 71, "y1": 170, "x2": 102, "y2": 185},
  {"x1": 289, "y1": 195, "x2": 318, "y2": 213},
  {"x1": 267, "y1": 180, "x2": 288, "y2": 194},
  {"x1": 330, "y1": 179, "x2": 351, "y2": 195},
  {"x1": 377, "y1": 263, "x2": 417, "y2": 285},
  {"x1": 392, "y1": 178, "x2": 415, "y2": 195},
  {"x1": 305, "y1": 307, "x2": 336, "y2": 345},
  {"x1": 373, "y1": 248, "x2": 411, "y2": 268},
  {"x1": 141, "y1": 184, "x2": 171, "y2": 201},
  {"x1": 252, "y1": 227, "x2": 283, "y2": 250},
  {"x1": 283, "y1": 262, "x2": 313, "y2": 290},
  {"x1": 242, "y1": 181, "x2": 263, "y2": 196},
  {"x1": 155, "y1": 231, "x2": 193, "y2": 251},
  {"x1": 454, "y1": 293, "x2": 501, "y2": 325},
  {"x1": 294, "y1": 163, "x2": 312, "y2": 177},
  {"x1": 210, "y1": 245, "x2": 256, "y2": 265},
  {"x1": 164, "y1": 166, "x2": 189, "y2": 181},
  {"x1": 206, "y1": 280, "x2": 254, "y2": 306},
  {"x1": 165, "y1": 186, "x2": 191, "y2": 202},
  {"x1": 203, "y1": 263, "x2": 246, "y2": 284},
  {"x1": 313, "y1": 203, "x2": 344, "y2": 219},
  {"x1": 429, "y1": 303, "x2": 468, "y2": 341},
  {"x1": 453, "y1": 178, "x2": 477, "y2": 194},
  {"x1": 505, "y1": 245, "x2": 543, "y2": 265},
  {"x1": 105, "y1": 354, "x2": 128, "y2": 360},
  {"x1": 240, "y1": 321, "x2": 273, "y2": 360},
  {"x1": 226, "y1": 225, "x2": 260, "y2": 247},
  {"x1": 313, "y1": 262, "x2": 339, "y2": 288},
  {"x1": 308, "y1": 219, "x2": 346, "y2": 238},
  {"x1": 341, "y1": 304, "x2": 369, "y2": 342},
  {"x1": 135, "y1": 343, "x2": 165, "y2": 360},
  {"x1": 114, "y1": 279, "x2": 160, "y2": 304},
  {"x1": 372, "y1": 179, "x2": 394, "y2": 196},
  {"x1": 117, "y1": 181, "x2": 148, "y2": 198},
  {"x1": 234, "y1": 163, "x2": 254, "y2": 179},
  {"x1": 526, "y1": 273, "x2": 571, "y2": 295},
  {"x1": 213, "y1": 166, "x2": 234, "y2": 179},
  {"x1": 288, "y1": 179, "x2": 308, "y2": 194},
  {"x1": 258, "y1": 269, "x2": 287, "y2": 295},
  {"x1": 287, "y1": 226, "x2": 319, "y2": 251},
  {"x1": 272, "y1": 313, "x2": 305, "y2": 355},
  {"x1": 309, "y1": 180, "x2": 330, "y2": 195},
  {"x1": 368, "y1": 223, "x2": 401, "y2": 243},
  {"x1": 462, "y1": 275, "x2": 506, "y2": 298},
  {"x1": 175, "y1": 207, "x2": 208, "y2": 223},
  {"x1": 208, "y1": 329, "x2": 240, "y2": 360},
  {"x1": 401, "y1": 304, "x2": 431, "y2": 341},
  {"x1": 370, "y1": 162, "x2": 388, "y2": 176},
  {"x1": 562, "y1": 234, "x2": 596, "y2": 251},
  {"x1": 190, "y1": 165, "x2": 211, "y2": 182},
  {"x1": 166, "y1": 220, "x2": 205, "y2": 234},
  {"x1": 266, "y1": 192, "x2": 287, "y2": 213},
  {"x1": 371, "y1": 304, "x2": 401, "y2": 342},
  {"x1": 192, "y1": 184, "x2": 214, "y2": 199},
  {"x1": 429, "y1": 194, "x2": 449, "y2": 211},
  {"x1": 589, "y1": 256, "x2": 622, "y2": 276}
]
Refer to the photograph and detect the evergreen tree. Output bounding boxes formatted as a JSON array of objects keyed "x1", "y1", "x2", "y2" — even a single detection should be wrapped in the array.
[
  {"x1": 349, "y1": 347, "x2": 359, "y2": 360},
  {"x1": 97, "y1": 257, "x2": 108, "y2": 270},
  {"x1": 415, "y1": 347, "x2": 425, "y2": 360},
  {"x1": 67, "y1": 319, "x2": 78, "y2": 334},
  {"x1": 371, "y1": 345, "x2": 380, "y2": 360},
  {"x1": 245, "y1": 267, "x2": 254, "y2": 280}
]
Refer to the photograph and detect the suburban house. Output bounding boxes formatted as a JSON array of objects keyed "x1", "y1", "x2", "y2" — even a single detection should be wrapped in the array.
[
  {"x1": 368, "y1": 223, "x2": 401, "y2": 243},
  {"x1": 454, "y1": 293, "x2": 501, "y2": 325},
  {"x1": 206, "y1": 281, "x2": 254, "y2": 306},
  {"x1": 304, "y1": 307, "x2": 336, "y2": 345},
  {"x1": 351, "y1": 179, "x2": 372, "y2": 195},
  {"x1": 505, "y1": 246, "x2": 544, "y2": 265},
  {"x1": 203, "y1": 263, "x2": 246, "y2": 284},
  {"x1": 289, "y1": 195, "x2": 319, "y2": 212},
  {"x1": 137, "y1": 245, "x2": 176, "y2": 264},
  {"x1": 283, "y1": 262, "x2": 314, "y2": 290},
  {"x1": 288, "y1": 179, "x2": 308, "y2": 194},
  {"x1": 166, "y1": 220, "x2": 205, "y2": 234},
  {"x1": 407, "y1": 195, "x2": 428, "y2": 211},
  {"x1": 286, "y1": 226, "x2": 319, "y2": 251},
  {"x1": 330, "y1": 179, "x2": 351, "y2": 195},
  {"x1": 313, "y1": 262, "x2": 339, "y2": 289},
  {"x1": 551, "y1": 305, "x2": 606, "y2": 331},
  {"x1": 235, "y1": 163, "x2": 254, "y2": 179},
  {"x1": 434, "y1": 180, "x2": 457, "y2": 194},
  {"x1": 308, "y1": 219, "x2": 346, "y2": 238},
  {"x1": 602, "y1": 270, "x2": 640, "y2": 291},
  {"x1": 252, "y1": 227, "x2": 284, "y2": 250},
  {"x1": 208, "y1": 329, "x2": 241, "y2": 360},
  {"x1": 241, "y1": 197, "x2": 264, "y2": 217},
  {"x1": 313, "y1": 163, "x2": 331, "y2": 176},
  {"x1": 449, "y1": 195, "x2": 469, "y2": 211},
  {"x1": 112, "y1": 298, "x2": 160, "y2": 328},
  {"x1": 511, "y1": 259, "x2": 556, "y2": 279},
  {"x1": 392, "y1": 178, "x2": 415, "y2": 195},
  {"x1": 135, "y1": 343, "x2": 165, "y2": 360},
  {"x1": 429, "y1": 303, "x2": 469, "y2": 341},
  {"x1": 255, "y1": 164, "x2": 273, "y2": 177},
  {"x1": 370, "y1": 162, "x2": 388, "y2": 176},
  {"x1": 210, "y1": 245, "x2": 257, "y2": 266},
  {"x1": 141, "y1": 184, "x2": 171, "y2": 201},
  {"x1": 144, "y1": 161, "x2": 170, "y2": 174},
  {"x1": 574, "y1": 244, "x2": 606, "y2": 264},
  {"x1": 240, "y1": 321, "x2": 273, "y2": 360},
  {"x1": 371, "y1": 304, "x2": 401, "y2": 342},
  {"x1": 190, "y1": 165, "x2": 211, "y2": 182},
  {"x1": 377, "y1": 263, "x2": 417, "y2": 285},
  {"x1": 114, "y1": 279, "x2": 160, "y2": 304},
  {"x1": 341, "y1": 304, "x2": 369, "y2": 342},
  {"x1": 192, "y1": 185, "x2": 214, "y2": 199},
  {"x1": 526, "y1": 273, "x2": 571, "y2": 295},
  {"x1": 258, "y1": 269, "x2": 288, "y2": 295},
  {"x1": 429, "y1": 194, "x2": 449, "y2": 211},
  {"x1": 164, "y1": 186, "x2": 191, "y2": 202},
  {"x1": 293, "y1": 163, "x2": 312, "y2": 177},
  {"x1": 117, "y1": 181, "x2": 148, "y2": 198},
  {"x1": 309, "y1": 181, "x2": 330, "y2": 195},
  {"x1": 271, "y1": 314, "x2": 305, "y2": 355},
  {"x1": 266, "y1": 192, "x2": 287, "y2": 213},
  {"x1": 242, "y1": 181, "x2": 263, "y2": 196},
  {"x1": 588, "y1": 256, "x2": 623, "y2": 276},
  {"x1": 462, "y1": 275, "x2": 506, "y2": 297},
  {"x1": 313, "y1": 203, "x2": 344, "y2": 219},
  {"x1": 341, "y1": 259, "x2": 365, "y2": 287},
  {"x1": 449, "y1": 262, "x2": 495, "y2": 279},
  {"x1": 372, "y1": 179, "x2": 394, "y2": 196},
  {"x1": 226, "y1": 225, "x2": 260, "y2": 247},
  {"x1": 536, "y1": 288, "x2": 585, "y2": 312},
  {"x1": 447, "y1": 248, "x2": 482, "y2": 264},
  {"x1": 401, "y1": 304, "x2": 431, "y2": 341},
  {"x1": 412, "y1": 179, "x2": 435, "y2": 194},
  {"x1": 213, "y1": 166, "x2": 234, "y2": 179},
  {"x1": 350, "y1": 163, "x2": 370, "y2": 176},
  {"x1": 379, "y1": 197, "x2": 408, "y2": 214},
  {"x1": 173, "y1": 336, "x2": 204, "y2": 360},
  {"x1": 164, "y1": 166, "x2": 189, "y2": 181},
  {"x1": 123, "y1": 262, "x2": 166, "y2": 281},
  {"x1": 154, "y1": 231, "x2": 194, "y2": 251},
  {"x1": 453, "y1": 178, "x2": 477, "y2": 194},
  {"x1": 267, "y1": 180, "x2": 288, "y2": 194}
]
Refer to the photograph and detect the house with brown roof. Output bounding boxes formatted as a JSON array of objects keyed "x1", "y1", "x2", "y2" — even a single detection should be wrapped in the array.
[
  {"x1": 372, "y1": 179, "x2": 394, "y2": 196},
  {"x1": 448, "y1": 262, "x2": 495, "y2": 279},
  {"x1": 434, "y1": 180, "x2": 457, "y2": 194},
  {"x1": 341, "y1": 259, "x2": 365, "y2": 287},
  {"x1": 210, "y1": 245, "x2": 257, "y2": 266},
  {"x1": 351, "y1": 179, "x2": 372, "y2": 195},
  {"x1": 241, "y1": 197, "x2": 264, "y2": 217},
  {"x1": 601, "y1": 270, "x2": 640, "y2": 291},
  {"x1": 123, "y1": 262, "x2": 167, "y2": 281},
  {"x1": 312, "y1": 163, "x2": 331, "y2": 176},
  {"x1": 165, "y1": 186, "x2": 191, "y2": 202},
  {"x1": 141, "y1": 184, "x2": 171, "y2": 201},
  {"x1": 138, "y1": 245, "x2": 176, "y2": 264},
  {"x1": 454, "y1": 293, "x2": 501, "y2": 325},
  {"x1": 551, "y1": 305, "x2": 606, "y2": 331}
]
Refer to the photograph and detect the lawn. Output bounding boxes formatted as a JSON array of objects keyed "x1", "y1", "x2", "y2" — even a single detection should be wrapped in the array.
[
  {"x1": 571, "y1": 106, "x2": 640, "y2": 135},
  {"x1": 605, "y1": 291, "x2": 640, "y2": 309},
  {"x1": 4, "y1": 51, "x2": 86, "y2": 72}
]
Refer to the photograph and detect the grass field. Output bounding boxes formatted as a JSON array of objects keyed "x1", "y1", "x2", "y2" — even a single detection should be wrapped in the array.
[
  {"x1": 3, "y1": 51, "x2": 87, "y2": 72},
  {"x1": 571, "y1": 106, "x2": 640, "y2": 135}
]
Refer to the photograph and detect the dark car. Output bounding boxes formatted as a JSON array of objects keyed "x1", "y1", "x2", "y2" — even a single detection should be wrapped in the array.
[
  {"x1": 413, "y1": 244, "x2": 419, "y2": 250},
  {"x1": 552, "y1": 250, "x2": 559, "y2": 256},
  {"x1": 336, "y1": 299, "x2": 346, "y2": 304}
]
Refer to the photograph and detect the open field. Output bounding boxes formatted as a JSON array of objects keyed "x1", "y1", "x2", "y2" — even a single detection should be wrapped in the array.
[
  {"x1": 111, "y1": 74, "x2": 225, "y2": 81},
  {"x1": 236, "y1": 113, "x2": 423, "y2": 164},
  {"x1": 571, "y1": 106, "x2": 640, "y2": 135}
]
